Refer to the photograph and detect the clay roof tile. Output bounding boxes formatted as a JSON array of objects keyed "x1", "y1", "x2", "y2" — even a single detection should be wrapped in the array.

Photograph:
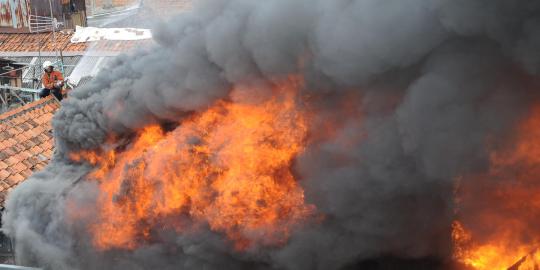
[{"x1": 0, "y1": 96, "x2": 60, "y2": 205}]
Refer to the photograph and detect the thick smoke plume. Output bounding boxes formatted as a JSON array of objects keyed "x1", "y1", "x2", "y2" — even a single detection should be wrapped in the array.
[{"x1": 3, "y1": 0, "x2": 540, "y2": 269}]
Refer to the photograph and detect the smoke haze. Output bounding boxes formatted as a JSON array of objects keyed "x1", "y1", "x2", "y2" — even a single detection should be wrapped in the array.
[{"x1": 3, "y1": 0, "x2": 540, "y2": 269}]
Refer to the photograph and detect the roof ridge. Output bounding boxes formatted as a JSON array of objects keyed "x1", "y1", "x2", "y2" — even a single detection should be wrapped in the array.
[{"x1": 0, "y1": 96, "x2": 59, "y2": 121}]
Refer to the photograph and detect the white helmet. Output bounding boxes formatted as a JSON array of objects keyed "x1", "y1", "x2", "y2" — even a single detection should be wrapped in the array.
[{"x1": 42, "y1": 61, "x2": 53, "y2": 69}]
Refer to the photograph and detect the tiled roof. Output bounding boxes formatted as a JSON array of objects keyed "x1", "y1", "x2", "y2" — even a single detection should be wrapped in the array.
[
  {"x1": 0, "y1": 96, "x2": 59, "y2": 205},
  {"x1": 0, "y1": 0, "x2": 190, "y2": 53},
  {"x1": 0, "y1": 31, "x2": 153, "y2": 53},
  {"x1": 0, "y1": 32, "x2": 72, "y2": 52}
]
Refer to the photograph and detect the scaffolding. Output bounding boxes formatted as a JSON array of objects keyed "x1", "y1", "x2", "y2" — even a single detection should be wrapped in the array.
[
  {"x1": 29, "y1": 0, "x2": 66, "y2": 73},
  {"x1": 0, "y1": 0, "x2": 69, "y2": 112}
]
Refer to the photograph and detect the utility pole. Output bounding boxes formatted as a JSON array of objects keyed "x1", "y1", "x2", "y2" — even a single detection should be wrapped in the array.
[{"x1": 48, "y1": 0, "x2": 58, "y2": 59}]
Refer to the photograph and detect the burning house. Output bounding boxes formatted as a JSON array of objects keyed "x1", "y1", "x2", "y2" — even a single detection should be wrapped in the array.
[{"x1": 2, "y1": 1, "x2": 540, "y2": 270}]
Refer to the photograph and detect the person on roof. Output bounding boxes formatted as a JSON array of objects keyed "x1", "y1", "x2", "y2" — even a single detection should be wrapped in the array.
[{"x1": 39, "y1": 61, "x2": 64, "y2": 101}]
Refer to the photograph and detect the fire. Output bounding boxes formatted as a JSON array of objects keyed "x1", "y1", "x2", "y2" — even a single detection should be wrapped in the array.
[
  {"x1": 69, "y1": 81, "x2": 315, "y2": 251},
  {"x1": 453, "y1": 105, "x2": 540, "y2": 270},
  {"x1": 452, "y1": 221, "x2": 539, "y2": 270}
]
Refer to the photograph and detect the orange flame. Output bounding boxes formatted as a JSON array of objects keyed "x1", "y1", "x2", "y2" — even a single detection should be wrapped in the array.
[
  {"x1": 453, "y1": 221, "x2": 539, "y2": 270},
  {"x1": 70, "y1": 81, "x2": 316, "y2": 251},
  {"x1": 453, "y1": 105, "x2": 540, "y2": 270}
]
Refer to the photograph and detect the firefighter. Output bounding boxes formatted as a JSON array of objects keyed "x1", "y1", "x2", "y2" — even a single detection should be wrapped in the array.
[{"x1": 39, "y1": 61, "x2": 64, "y2": 101}]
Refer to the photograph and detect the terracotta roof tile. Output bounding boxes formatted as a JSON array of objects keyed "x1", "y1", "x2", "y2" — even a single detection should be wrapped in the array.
[
  {"x1": 21, "y1": 159, "x2": 32, "y2": 169},
  {"x1": 0, "y1": 170, "x2": 9, "y2": 181},
  {"x1": 28, "y1": 156, "x2": 40, "y2": 166},
  {"x1": 0, "y1": 96, "x2": 59, "y2": 206},
  {"x1": 13, "y1": 162, "x2": 26, "y2": 173},
  {"x1": 34, "y1": 163, "x2": 45, "y2": 171},
  {"x1": 22, "y1": 140, "x2": 34, "y2": 149},
  {"x1": 6, "y1": 174, "x2": 24, "y2": 187},
  {"x1": 5, "y1": 156, "x2": 18, "y2": 166},
  {"x1": 19, "y1": 170, "x2": 31, "y2": 179},
  {"x1": 0, "y1": 31, "x2": 153, "y2": 53}
]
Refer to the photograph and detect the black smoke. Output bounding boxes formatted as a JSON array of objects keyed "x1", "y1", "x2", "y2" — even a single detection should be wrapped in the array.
[{"x1": 3, "y1": 0, "x2": 540, "y2": 269}]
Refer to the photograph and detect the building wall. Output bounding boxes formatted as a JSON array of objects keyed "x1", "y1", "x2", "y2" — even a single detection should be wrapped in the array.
[
  {"x1": 0, "y1": 0, "x2": 29, "y2": 29},
  {"x1": 0, "y1": 0, "x2": 86, "y2": 32},
  {"x1": 26, "y1": 0, "x2": 62, "y2": 17}
]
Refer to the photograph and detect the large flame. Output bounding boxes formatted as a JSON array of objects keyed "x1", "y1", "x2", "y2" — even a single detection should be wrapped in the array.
[
  {"x1": 453, "y1": 105, "x2": 540, "y2": 270},
  {"x1": 70, "y1": 81, "x2": 315, "y2": 251},
  {"x1": 452, "y1": 221, "x2": 539, "y2": 270}
]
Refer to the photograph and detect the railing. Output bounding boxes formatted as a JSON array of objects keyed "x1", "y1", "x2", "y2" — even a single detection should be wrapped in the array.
[{"x1": 28, "y1": 15, "x2": 56, "y2": 33}]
